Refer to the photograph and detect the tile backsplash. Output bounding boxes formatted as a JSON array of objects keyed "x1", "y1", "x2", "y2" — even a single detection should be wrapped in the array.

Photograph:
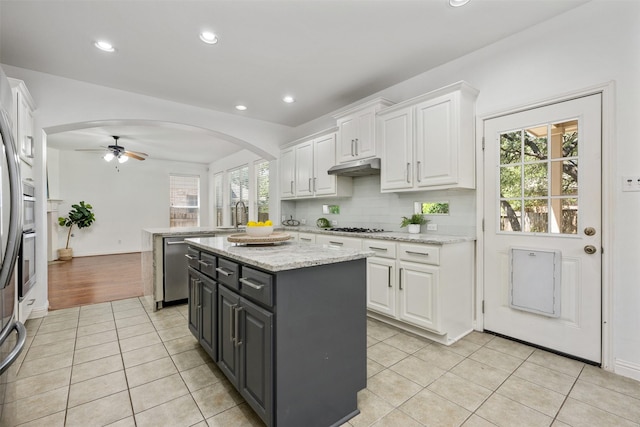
[{"x1": 281, "y1": 175, "x2": 476, "y2": 236}]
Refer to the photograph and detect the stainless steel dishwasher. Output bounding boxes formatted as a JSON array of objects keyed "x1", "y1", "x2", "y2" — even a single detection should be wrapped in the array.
[{"x1": 163, "y1": 235, "x2": 214, "y2": 303}]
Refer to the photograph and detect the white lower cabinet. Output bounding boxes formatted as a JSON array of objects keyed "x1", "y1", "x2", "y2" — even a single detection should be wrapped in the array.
[{"x1": 364, "y1": 238, "x2": 473, "y2": 345}]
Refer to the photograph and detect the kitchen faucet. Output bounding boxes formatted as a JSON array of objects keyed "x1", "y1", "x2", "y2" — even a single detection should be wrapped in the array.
[{"x1": 235, "y1": 201, "x2": 246, "y2": 231}]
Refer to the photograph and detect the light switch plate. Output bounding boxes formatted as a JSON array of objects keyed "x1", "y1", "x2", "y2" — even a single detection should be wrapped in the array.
[{"x1": 427, "y1": 223, "x2": 438, "y2": 231}]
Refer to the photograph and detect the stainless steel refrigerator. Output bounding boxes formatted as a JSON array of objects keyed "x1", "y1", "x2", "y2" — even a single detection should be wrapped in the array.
[{"x1": 0, "y1": 65, "x2": 27, "y2": 421}]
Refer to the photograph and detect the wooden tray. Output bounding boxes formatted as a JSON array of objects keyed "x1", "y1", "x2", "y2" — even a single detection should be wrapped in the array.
[{"x1": 227, "y1": 232, "x2": 292, "y2": 245}]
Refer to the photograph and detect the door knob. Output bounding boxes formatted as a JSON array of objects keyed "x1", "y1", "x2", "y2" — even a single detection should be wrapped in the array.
[
  {"x1": 584, "y1": 245, "x2": 597, "y2": 255},
  {"x1": 584, "y1": 227, "x2": 596, "y2": 236}
]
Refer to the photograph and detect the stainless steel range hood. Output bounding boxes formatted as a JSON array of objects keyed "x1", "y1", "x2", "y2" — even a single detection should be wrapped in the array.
[{"x1": 327, "y1": 158, "x2": 380, "y2": 177}]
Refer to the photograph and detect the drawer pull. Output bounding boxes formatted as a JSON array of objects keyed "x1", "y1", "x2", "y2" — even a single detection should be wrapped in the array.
[
  {"x1": 405, "y1": 250, "x2": 429, "y2": 256},
  {"x1": 216, "y1": 267, "x2": 234, "y2": 276},
  {"x1": 240, "y1": 277, "x2": 264, "y2": 290},
  {"x1": 329, "y1": 241, "x2": 344, "y2": 246},
  {"x1": 198, "y1": 260, "x2": 212, "y2": 267},
  {"x1": 184, "y1": 254, "x2": 197, "y2": 260},
  {"x1": 369, "y1": 246, "x2": 388, "y2": 251},
  {"x1": 300, "y1": 238, "x2": 312, "y2": 242},
  {"x1": 166, "y1": 240, "x2": 186, "y2": 245}
]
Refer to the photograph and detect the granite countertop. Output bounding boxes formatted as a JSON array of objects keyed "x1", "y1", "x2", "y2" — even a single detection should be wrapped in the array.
[
  {"x1": 142, "y1": 227, "x2": 235, "y2": 237},
  {"x1": 185, "y1": 236, "x2": 374, "y2": 272},
  {"x1": 284, "y1": 226, "x2": 475, "y2": 245}
]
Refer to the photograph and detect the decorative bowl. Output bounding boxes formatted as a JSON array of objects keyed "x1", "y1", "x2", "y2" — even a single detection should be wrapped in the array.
[{"x1": 245, "y1": 225, "x2": 274, "y2": 237}]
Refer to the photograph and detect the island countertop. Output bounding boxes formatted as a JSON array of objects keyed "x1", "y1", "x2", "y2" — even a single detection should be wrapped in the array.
[{"x1": 185, "y1": 236, "x2": 374, "y2": 272}]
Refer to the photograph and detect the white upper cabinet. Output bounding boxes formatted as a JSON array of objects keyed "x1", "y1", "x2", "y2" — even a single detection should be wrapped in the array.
[
  {"x1": 378, "y1": 82, "x2": 478, "y2": 192},
  {"x1": 334, "y1": 98, "x2": 394, "y2": 163},
  {"x1": 9, "y1": 79, "x2": 36, "y2": 167},
  {"x1": 279, "y1": 131, "x2": 352, "y2": 200},
  {"x1": 279, "y1": 147, "x2": 296, "y2": 199}
]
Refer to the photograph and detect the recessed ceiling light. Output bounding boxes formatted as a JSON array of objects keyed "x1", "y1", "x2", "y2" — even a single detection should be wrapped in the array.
[
  {"x1": 199, "y1": 31, "x2": 218, "y2": 44},
  {"x1": 283, "y1": 96, "x2": 295, "y2": 104},
  {"x1": 235, "y1": 105, "x2": 247, "y2": 111},
  {"x1": 94, "y1": 40, "x2": 115, "y2": 52},
  {"x1": 449, "y1": 0, "x2": 471, "y2": 7}
]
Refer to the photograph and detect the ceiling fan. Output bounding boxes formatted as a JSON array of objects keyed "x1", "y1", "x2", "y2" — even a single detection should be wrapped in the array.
[{"x1": 76, "y1": 136, "x2": 148, "y2": 163}]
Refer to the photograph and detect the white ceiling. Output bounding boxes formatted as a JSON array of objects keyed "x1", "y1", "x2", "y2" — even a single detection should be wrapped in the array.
[{"x1": 0, "y1": 0, "x2": 590, "y2": 164}]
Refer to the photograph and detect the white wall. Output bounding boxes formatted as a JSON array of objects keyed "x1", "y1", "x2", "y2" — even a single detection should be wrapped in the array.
[
  {"x1": 55, "y1": 150, "x2": 209, "y2": 256},
  {"x1": 287, "y1": 0, "x2": 640, "y2": 378}
]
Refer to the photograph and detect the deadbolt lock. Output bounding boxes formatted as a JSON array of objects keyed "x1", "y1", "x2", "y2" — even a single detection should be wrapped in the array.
[{"x1": 584, "y1": 227, "x2": 596, "y2": 236}]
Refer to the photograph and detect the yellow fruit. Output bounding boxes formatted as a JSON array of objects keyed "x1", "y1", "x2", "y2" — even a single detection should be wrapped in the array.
[
  {"x1": 247, "y1": 221, "x2": 257, "y2": 227},
  {"x1": 265, "y1": 220, "x2": 273, "y2": 226},
  {"x1": 257, "y1": 221, "x2": 264, "y2": 226}
]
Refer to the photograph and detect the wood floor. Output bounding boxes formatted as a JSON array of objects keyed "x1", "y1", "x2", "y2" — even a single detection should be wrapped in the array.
[{"x1": 48, "y1": 252, "x2": 144, "y2": 310}]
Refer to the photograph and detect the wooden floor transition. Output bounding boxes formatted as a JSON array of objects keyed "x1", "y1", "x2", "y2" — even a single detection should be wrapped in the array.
[{"x1": 48, "y1": 252, "x2": 144, "y2": 310}]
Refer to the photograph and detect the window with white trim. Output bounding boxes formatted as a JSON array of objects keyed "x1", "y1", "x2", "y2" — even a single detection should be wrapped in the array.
[
  {"x1": 256, "y1": 160, "x2": 269, "y2": 222},
  {"x1": 169, "y1": 174, "x2": 199, "y2": 227},
  {"x1": 229, "y1": 165, "x2": 249, "y2": 227}
]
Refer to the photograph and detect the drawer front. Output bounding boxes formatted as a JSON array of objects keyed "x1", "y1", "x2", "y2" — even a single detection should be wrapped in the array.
[
  {"x1": 398, "y1": 243, "x2": 440, "y2": 265},
  {"x1": 198, "y1": 252, "x2": 217, "y2": 278},
  {"x1": 216, "y1": 258, "x2": 240, "y2": 290},
  {"x1": 186, "y1": 247, "x2": 200, "y2": 270},
  {"x1": 240, "y1": 267, "x2": 274, "y2": 307},
  {"x1": 362, "y1": 239, "x2": 396, "y2": 259},
  {"x1": 316, "y1": 234, "x2": 362, "y2": 250}
]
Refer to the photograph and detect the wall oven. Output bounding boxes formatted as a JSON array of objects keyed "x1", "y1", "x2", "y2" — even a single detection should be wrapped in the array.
[
  {"x1": 22, "y1": 181, "x2": 35, "y2": 233},
  {"x1": 18, "y1": 231, "x2": 35, "y2": 301}
]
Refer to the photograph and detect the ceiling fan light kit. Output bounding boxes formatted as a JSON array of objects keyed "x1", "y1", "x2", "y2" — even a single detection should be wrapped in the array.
[{"x1": 77, "y1": 135, "x2": 148, "y2": 163}]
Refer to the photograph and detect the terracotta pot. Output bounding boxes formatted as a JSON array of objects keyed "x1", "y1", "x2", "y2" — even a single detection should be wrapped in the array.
[
  {"x1": 58, "y1": 248, "x2": 73, "y2": 261},
  {"x1": 407, "y1": 224, "x2": 421, "y2": 234}
]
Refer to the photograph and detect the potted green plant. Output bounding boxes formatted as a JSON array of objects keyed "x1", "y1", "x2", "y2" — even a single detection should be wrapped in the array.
[
  {"x1": 400, "y1": 213, "x2": 428, "y2": 234},
  {"x1": 57, "y1": 201, "x2": 96, "y2": 260}
]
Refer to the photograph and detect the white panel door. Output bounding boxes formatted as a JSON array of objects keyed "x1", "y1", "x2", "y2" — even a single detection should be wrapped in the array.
[
  {"x1": 366, "y1": 257, "x2": 396, "y2": 317},
  {"x1": 313, "y1": 134, "x2": 336, "y2": 196},
  {"x1": 379, "y1": 107, "x2": 413, "y2": 191},
  {"x1": 294, "y1": 141, "x2": 313, "y2": 197},
  {"x1": 398, "y1": 261, "x2": 440, "y2": 332},
  {"x1": 483, "y1": 94, "x2": 602, "y2": 363}
]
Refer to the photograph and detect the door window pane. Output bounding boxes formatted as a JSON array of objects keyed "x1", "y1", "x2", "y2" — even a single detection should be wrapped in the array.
[
  {"x1": 170, "y1": 175, "x2": 199, "y2": 227},
  {"x1": 497, "y1": 118, "x2": 579, "y2": 235}
]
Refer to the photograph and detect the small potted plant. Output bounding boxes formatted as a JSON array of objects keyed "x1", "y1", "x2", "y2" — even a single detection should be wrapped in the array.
[
  {"x1": 58, "y1": 201, "x2": 96, "y2": 260},
  {"x1": 400, "y1": 213, "x2": 428, "y2": 234}
]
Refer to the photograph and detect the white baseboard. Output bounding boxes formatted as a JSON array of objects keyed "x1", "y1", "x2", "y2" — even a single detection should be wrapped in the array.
[
  {"x1": 27, "y1": 301, "x2": 49, "y2": 319},
  {"x1": 614, "y1": 358, "x2": 640, "y2": 381}
]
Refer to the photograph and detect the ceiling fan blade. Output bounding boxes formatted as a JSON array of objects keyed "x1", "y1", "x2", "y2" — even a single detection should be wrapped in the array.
[
  {"x1": 75, "y1": 149, "x2": 107, "y2": 152},
  {"x1": 123, "y1": 151, "x2": 146, "y2": 161},
  {"x1": 125, "y1": 149, "x2": 148, "y2": 157}
]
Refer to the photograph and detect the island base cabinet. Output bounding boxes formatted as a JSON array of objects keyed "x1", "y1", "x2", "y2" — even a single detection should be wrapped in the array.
[
  {"x1": 188, "y1": 268, "x2": 217, "y2": 361},
  {"x1": 218, "y1": 285, "x2": 273, "y2": 426}
]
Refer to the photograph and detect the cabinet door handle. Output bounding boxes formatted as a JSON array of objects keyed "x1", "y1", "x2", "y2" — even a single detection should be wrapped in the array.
[
  {"x1": 313, "y1": 177, "x2": 317, "y2": 192},
  {"x1": 240, "y1": 277, "x2": 264, "y2": 290},
  {"x1": 184, "y1": 254, "x2": 197, "y2": 260},
  {"x1": 406, "y1": 163, "x2": 411, "y2": 183},
  {"x1": 234, "y1": 306, "x2": 243, "y2": 347},
  {"x1": 198, "y1": 260, "x2": 212, "y2": 267},
  {"x1": 387, "y1": 265, "x2": 392, "y2": 288},
  {"x1": 308, "y1": 178, "x2": 312, "y2": 192},
  {"x1": 216, "y1": 267, "x2": 234, "y2": 276},
  {"x1": 329, "y1": 241, "x2": 344, "y2": 246},
  {"x1": 405, "y1": 250, "x2": 429, "y2": 256},
  {"x1": 354, "y1": 138, "x2": 358, "y2": 156},
  {"x1": 351, "y1": 139, "x2": 355, "y2": 156},
  {"x1": 290, "y1": 181, "x2": 294, "y2": 194},
  {"x1": 399, "y1": 268, "x2": 403, "y2": 290},
  {"x1": 230, "y1": 304, "x2": 237, "y2": 345},
  {"x1": 368, "y1": 246, "x2": 388, "y2": 252},
  {"x1": 300, "y1": 237, "x2": 312, "y2": 242},
  {"x1": 417, "y1": 161, "x2": 422, "y2": 183}
]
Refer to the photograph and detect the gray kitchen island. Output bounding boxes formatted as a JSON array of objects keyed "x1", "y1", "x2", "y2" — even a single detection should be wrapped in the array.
[{"x1": 185, "y1": 236, "x2": 373, "y2": 427}]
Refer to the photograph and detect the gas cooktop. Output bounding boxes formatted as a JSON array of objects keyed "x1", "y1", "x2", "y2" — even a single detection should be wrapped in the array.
[{"x1": 327, "y1": 227, "x2": 385, "y2": 233}]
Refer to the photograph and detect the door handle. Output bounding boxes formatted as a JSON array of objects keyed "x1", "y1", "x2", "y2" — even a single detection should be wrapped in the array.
[
  {"x1": 0, "y1": 321, "x2": 26, "y2": 375},
  {"x1": 584, "y1": 245, "x2": 597, "y2": 255},
  {"x1": 584, "y1": 227, "x2": 596, "y2": 236},
  {"x1": 234, "y1": 306, "x2": 243, "y2": 347}
]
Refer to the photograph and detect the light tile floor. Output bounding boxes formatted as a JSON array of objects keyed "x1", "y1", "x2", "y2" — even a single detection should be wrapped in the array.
[{"x1": 3, "y1": 297, "x2": 640, "y2": 426}]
